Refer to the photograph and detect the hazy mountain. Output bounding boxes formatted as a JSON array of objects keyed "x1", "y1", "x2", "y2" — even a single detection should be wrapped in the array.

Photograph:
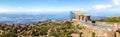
[{"x1": 90, "y1": 16, "x2": 109, "y2": 21}]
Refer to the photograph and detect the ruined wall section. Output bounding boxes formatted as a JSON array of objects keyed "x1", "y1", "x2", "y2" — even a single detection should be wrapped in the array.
[{"x1": 76, "y1": 21, "x2": 120, "y2": 37}]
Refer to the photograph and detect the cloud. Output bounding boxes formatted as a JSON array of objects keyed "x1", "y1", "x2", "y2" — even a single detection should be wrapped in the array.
[
  {"x1": 0, "y1": 6, "x2": 12, "y2": 12},
  {"x1": 112, "y1": 0, "x2": 120, "y2": 6},
  {"x1": 88, "y1": 0, "x2": 120, "y2": 16},
  {"x1": 91, "y1": 0, "x2": 120, "y2": 11},
  {"x1": 0, "y1": 7, "x2": 22, "y2": 12},
  {"x1": 0, "y1": 8, "x2": 12, "y2": 12},
  {"x1": 92, "y1": 5, "x2": 112, "y2": 10}
]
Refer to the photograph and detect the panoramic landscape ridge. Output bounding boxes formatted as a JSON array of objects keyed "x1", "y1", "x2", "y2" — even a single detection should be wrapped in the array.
[
  {"x1": 0, "y1": 0, "x2": 120, "y2": 37},
  {"x1": 0, "y1": 11, "x2": 109, "y2": 24},
  {"x1": 0, "y1": 11, "x2": 119, "y2": 37}
]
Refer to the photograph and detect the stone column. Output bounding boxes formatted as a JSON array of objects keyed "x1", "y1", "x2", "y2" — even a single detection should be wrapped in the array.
[
  {"x1": 81, "y1": 15, "x2": 84, "y2": 21},
  {"x1": 78, "y1": 15, "x2": 81, "y2": 20},
  {"x1": 80, "y1": 15, "x2": 83, "y2": 21},
  {"x1": 84, "y1": 16, "x2": 90, "y2": 22}
]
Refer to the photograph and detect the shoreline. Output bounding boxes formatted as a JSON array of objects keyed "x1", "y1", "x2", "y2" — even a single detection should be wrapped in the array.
[{"x1": 0, "y1": 19, "x2": 71, "y2": 25}]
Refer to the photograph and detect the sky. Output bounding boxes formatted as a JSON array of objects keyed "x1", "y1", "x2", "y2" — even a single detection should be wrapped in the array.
[{"x1": 0, "y1": 0, "x2": 120, "y2": 16}]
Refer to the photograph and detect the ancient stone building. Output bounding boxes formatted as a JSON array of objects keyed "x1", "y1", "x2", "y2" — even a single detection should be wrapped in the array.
[
  {"x1": 70, "y1": 11, "x2": 90, "y2": 21},
  {"x1": 70, "y1": 11, "x2": 120, "y2": 37}
]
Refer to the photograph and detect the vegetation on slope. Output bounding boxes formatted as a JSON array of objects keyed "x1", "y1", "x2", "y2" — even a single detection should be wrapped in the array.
[
  {"x1": 96, "y1": 16, "x2": 120, "y2": 22},
  {"x1": 0, "y1": 20, "x2": 83, "y2": 37}
]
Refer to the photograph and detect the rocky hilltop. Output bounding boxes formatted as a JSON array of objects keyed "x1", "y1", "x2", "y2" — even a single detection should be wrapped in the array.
[{"x1": 0, "y1": 20, "x2": 84, "y2": 37}]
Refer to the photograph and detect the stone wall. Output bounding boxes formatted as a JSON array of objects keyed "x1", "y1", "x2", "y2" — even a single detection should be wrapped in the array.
[
  {"x1": 76, "y1": 21, "x2": 120, "y2": 37},
  {"x1": 71, "y1": 11, "x2": 90, "y2": 21}
]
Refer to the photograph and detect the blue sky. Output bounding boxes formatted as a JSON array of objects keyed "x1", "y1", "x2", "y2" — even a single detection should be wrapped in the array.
[{"x1": 0, "y1": 0, "x2": 120, "y2": 16}]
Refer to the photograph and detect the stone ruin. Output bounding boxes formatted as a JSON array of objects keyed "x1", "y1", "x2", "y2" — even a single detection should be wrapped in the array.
[{"x1": 70, "y1": 11, "x2": 120, "y2": 37}]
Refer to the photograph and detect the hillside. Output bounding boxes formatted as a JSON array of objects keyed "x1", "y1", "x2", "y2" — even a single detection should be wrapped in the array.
[
  {"x1": 96, "y1": 16, "x2": 120, "y2": 22},
  {"x1": 0, "y1": 20, "x2": 85, "y2": 37}
]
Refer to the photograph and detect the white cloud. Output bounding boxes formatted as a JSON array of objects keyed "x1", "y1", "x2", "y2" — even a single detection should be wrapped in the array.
[
  {"x1": 91, "y1": 0, "x2": 120, "y2": 11},
  {"x1": 0, "y1": 8, "x2": 22, "y2": 12},
  {"x1": 0, "y1": 8, "x2": 7, "y2": 12},
  {"x1": 88, "y1": 0, "x2": 120, "y2": 16},
  {"x1": 92, "y1": 5, "x2": 112, "y2": 10},
  {"x1": 112, "y1": 0, "x2": 120, "y2": 6},
  {"x1": 0, "y1": 8, "x2": 12, "y2": 12}
]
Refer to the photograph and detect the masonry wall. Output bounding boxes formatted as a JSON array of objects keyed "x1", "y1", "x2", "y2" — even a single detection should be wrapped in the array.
[{"x1": 77, "y1": 21, "x2": 120, "y2": 37}]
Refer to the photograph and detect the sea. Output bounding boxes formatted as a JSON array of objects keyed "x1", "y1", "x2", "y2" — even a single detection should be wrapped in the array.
[
  {"x1": 0, "y1": 12, "x2": 70, "y2": 24},
  {"x1": 0, "y1": 12, "x2": 110, "y2": 24}
]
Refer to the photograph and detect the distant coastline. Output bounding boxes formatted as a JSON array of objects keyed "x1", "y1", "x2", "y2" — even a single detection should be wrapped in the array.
[
  {"x1": 0, "y1": 12, "x2": 70, "y2": 24},
  {"x1": 0, "y1": 12, "x2": 115, "y2": 24}
]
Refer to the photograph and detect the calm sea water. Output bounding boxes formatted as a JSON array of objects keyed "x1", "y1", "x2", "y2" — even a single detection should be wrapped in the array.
[
  {"x1": 0, "y1": 12, "x2": 70, "y2": 24},
  {"x1": 0, "y1": 12, "x2": 110, "y2": 24}
]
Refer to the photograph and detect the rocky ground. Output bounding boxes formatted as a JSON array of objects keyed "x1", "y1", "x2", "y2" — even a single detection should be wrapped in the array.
[{"x1": 0, "y1": 20, "x2": 86, "y2": 37}]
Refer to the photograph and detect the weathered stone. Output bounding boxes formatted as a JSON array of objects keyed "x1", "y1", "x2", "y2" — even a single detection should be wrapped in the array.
[
  {"x1": 71, "y1": 11, "x2": 90, "y2": 21},
  {"x1": 71, "y1": 33, "x2": 80, "y2": 37}
]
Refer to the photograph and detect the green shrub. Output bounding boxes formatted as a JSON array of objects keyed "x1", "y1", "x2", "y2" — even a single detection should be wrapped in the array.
[
  {"x1": 4, "y1": 32, "x2": 18, "y2": 37},
  {"x1": 91, "y1": 32, "x2": 95, "y2": 37}
]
